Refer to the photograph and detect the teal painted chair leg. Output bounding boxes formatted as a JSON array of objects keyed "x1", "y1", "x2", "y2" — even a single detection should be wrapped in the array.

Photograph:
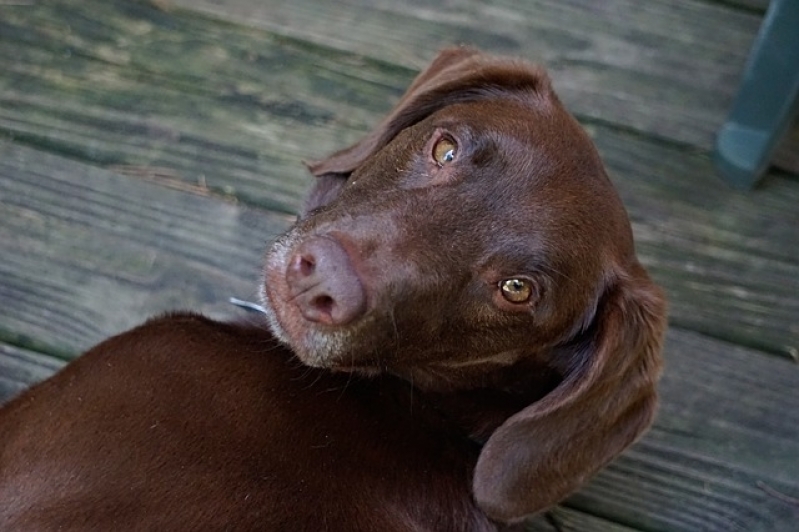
[{"x1": 714, "y1": 0, "x2": 799, "y2": 189}]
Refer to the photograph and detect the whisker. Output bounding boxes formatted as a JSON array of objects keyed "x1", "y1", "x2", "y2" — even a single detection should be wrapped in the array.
[{"x1": 337, "y1": 366, "x2": 355, "y2": 402}]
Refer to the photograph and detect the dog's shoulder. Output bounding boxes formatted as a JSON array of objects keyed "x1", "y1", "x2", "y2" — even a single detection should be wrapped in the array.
[{"x1": 81, "y1": 311, "x2": 280, "y2": 367}]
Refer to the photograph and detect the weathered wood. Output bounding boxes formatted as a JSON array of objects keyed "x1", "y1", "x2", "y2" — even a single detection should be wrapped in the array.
[
  {"x1": 1, "y1": 0, "x2": 797, "y2": 356},
  {"x1": 170, "y1": 0, "x2": 799, "y2": 181},
  {"x1": 568, "y1": 329, "x2": 799, "y2": 532},
  {"x1": 0, "y1": 140, "x2": 292, "y2": 355},
  {"x1": 593, "y1": 125, "x2": 799, "y2": 358},
  {"x1": 168, "y1": 0, "x2": 763, "y2": 151},
  {"x1": 0, "y1": 343, "x2": 65, "y2": 406},
  {"x1": 525, "y1": 507, "x2": 643, "y2": 532},
  {"x1": 0, "y1": 0, "x2": 386, "y2": 214},
  {"x1": 725, "y1": 0, "x2": 769, "y2": 11}
]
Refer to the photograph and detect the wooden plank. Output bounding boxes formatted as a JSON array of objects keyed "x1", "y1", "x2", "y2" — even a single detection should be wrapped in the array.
[
  {"x1": 2, "y1": 0, "x2": 798, "y2": 355},
  {"x1": 567, "y1": 329, "x2": 799, "y2": 532},
  {"x1": 719, "y1": 0, "x2": 769, "y2": 12},
  {"x1": 591, "y1": 125, "x2": 799, "y2": 359},
  {"x1": 525, "y1": 507, "x2": 643, "y2": 532},
  {"x1": 0, "y1": 140, "x2": 292, "y2": 356},
  {"x1": 0, "y1": 0, "x2": 405, "y2": 214},
  {"x1": 167, "y1": 0, "x2": 763, "y2": 152},
  {"x1": 0, "y1": 343, "x2": 64, "y2": 406},
  {"x1": 171, "y1": 0, "x2": 799, "y2": 182}
]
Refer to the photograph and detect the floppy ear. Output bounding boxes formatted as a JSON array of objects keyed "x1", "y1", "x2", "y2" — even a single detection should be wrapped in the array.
[
  {"x1": 301, "y1": 46, "x2": 552, "y2": 215},
  {"x1": 473, "y1": 265, "x2": 666, "y2": 523}
]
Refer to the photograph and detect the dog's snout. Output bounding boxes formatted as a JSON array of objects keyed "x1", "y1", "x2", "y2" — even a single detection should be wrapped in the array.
[{"x1": 285, "y1": 236, "x2": 366, "y2": 326}]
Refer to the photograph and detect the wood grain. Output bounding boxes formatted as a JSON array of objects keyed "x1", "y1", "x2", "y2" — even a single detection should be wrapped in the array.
[
  {"x1": 723, "y1": 0, "x2": 768, "y2": 12},
  {"x1": 0, "y1": 0, "x2": 387, "y2": 214},
  {"x1": 593, "y1": 125, "x2": 799, "y2": 358},
  {"x1": 0, "y1": 343, "x2": 65, "y2": 406},
  {"x1": 525, "y1": 507, "x2": 643, "y2": 531},
  {"x1": 169, "y1": 0, "x2": 799, "y2": 178},
  {"x1": 0, "y1": 141, "x2": 291, "y2": 355},
  {"x1": 568, "y1": 329, "x2": 799, "y2": 532},
  {"x1": 167, "y1": 0, "x2": 763, "y2": 151}
]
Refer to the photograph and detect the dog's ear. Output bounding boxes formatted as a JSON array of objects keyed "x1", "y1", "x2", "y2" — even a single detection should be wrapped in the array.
[
  {"x1": 473, "y1": 265, "x2": 666, "y2": 523},
  {"x1": 301, "y1": 46, "x2": 552, "y2": 215}
]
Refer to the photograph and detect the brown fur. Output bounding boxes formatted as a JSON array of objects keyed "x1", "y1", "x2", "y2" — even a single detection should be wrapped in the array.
[{"x1": 0, "y1": 47, "x2": 665, "y2": 530}]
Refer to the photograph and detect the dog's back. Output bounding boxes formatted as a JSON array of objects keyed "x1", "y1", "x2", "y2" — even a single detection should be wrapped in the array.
[{"x1": 0, "y1": 313, "x2": 492, "y2": 531}]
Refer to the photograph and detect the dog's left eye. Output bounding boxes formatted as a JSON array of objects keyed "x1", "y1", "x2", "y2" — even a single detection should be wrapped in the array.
[
  {"x1": 432, "y1": 136, "x2": 457, "y2": 165},
  {"x1": 499, "y1": 278, "x2": 533, "y2": 303}
]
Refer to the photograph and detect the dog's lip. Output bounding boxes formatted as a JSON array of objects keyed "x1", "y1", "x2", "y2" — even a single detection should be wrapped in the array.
[{"x1": 292, "y1": 346, "x2": 386, "y2": 374}]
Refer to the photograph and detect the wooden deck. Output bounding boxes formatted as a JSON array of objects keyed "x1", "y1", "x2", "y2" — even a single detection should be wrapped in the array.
[{"x1": 1, "y1": 0, "x2": 798, "y2": 530}]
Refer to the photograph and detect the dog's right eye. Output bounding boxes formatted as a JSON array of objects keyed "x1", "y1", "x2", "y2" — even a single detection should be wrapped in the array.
[
  {"x1": 499, "y1": 278, "x2": 533, "y2": 304},
  {"x1": 432, "y1": 136, "x2": 458, "y2": 166}
]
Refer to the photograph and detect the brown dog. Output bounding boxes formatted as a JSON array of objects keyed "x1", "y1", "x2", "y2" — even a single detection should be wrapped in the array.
[{"x1": 0, "y1": 47, "x2": 665, "y2": 531}]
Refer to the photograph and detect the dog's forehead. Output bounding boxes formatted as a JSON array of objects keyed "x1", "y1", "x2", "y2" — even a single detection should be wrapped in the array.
[
  {"x1": 428, "y1": 99, "x2": 631, "y2": 266},
  {"x1": 434, "y1": 96, "x2": 557, "y2": 134},
  {"x1": 434, "y1": 98, "x2": 599, "y2": 174},
  {"x1": 430, "y1": 102, "x2": 603, "y2": 195}
]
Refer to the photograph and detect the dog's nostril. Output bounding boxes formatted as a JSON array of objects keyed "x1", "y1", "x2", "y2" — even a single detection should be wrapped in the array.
[
  {"x1": 312, "y1": 295, "x2": 335, "y2": 316},
  {"x1": 298, "y1": 255, "x2": 315, "y2": 277},
  {"x1": 288, "y1": 253, "x2": 316, "y2": 279}
]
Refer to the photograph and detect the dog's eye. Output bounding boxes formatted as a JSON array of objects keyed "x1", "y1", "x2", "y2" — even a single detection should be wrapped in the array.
[
  {"x1": 432, "y1": 136, "x2": 457, "y2": 165},
  {"x1": 499, "y1": 278, "x2": 532, "y2": 303}
]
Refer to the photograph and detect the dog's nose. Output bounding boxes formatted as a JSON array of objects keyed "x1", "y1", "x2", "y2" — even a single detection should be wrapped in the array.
[{"x1": 285, "y1": 236, "x2": 366, "y2": 326}]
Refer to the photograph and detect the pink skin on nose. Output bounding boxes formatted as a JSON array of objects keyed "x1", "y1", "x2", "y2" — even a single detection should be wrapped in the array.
[{"x1": 284, "y1": 236, "x2": 367, "y2": 326}]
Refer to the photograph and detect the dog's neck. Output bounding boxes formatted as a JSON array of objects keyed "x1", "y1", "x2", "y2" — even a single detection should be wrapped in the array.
[{"x1": 407, "y1": 360, "x2": 562, "y2": 443}]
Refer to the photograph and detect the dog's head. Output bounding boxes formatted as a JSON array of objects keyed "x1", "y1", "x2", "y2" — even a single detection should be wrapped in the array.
[{"x1": 261, "y1": 47, "x2": 665, "y2": 522}]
